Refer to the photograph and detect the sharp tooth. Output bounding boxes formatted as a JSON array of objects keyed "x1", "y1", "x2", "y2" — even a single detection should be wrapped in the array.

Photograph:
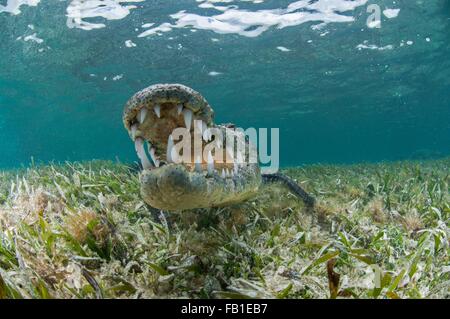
[
  {"x1": 167, "y1": 135, "x2": 174, "y2": 163},
  {"x1": 183, "y1": 108, "x2": 193, "y2": 131},
  {"x1": 135, "y1": 138, "x2": 153, "y2": 169},
  {"x1": 177, "y1": 104, "x2": 183, "y2": 115},
  {"x1": 154, "y1": 104, "x2": 161, "y2": 118},
  {"x1": 233, "y1": 158, "x2": 239, "y2": 174},
  {"x1": 216, "y1": 139, "x2": 223, "y2": 149},
  {"x1": 207, "y1": 151, "x2": 214, "y2": 174},
  {"x1": 237, "y1": 151, "x2": 244, "y2": 165},
  {"x1": 138, "y1": 108, "x2": 148, "y2": 124},
  {"x1": 195, "y1": 120, "x2": 204, "y2": 134},
  {"x1": 167, "y1": 135, "x2": 181, "y2": 163},
  {"x1": 221, "y1": 169, "x2": 226, "y2": 178},
  {"x1": 131, "y1": 124, "x2": 138, "y2": 139},
  {"x1": 172, "y1": 148, "x2": 181, "y2": 163},
  {"x1": 195, "y1": 155, "x2": 202, "y2": 172},
  {"x1": 203, "y1": 128, "x2": 212, "y2": 142},
  {"x1": 226, "y1": 146, "x2": 234, "y2": 163},
  {"x1": 150, "y1": 147, "x2": 160, "y2": 167}
]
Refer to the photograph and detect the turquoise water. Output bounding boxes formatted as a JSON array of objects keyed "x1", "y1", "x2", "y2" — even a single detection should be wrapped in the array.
[{"x1": 0, "y1": 0, "x2": 449, "y2": 169}]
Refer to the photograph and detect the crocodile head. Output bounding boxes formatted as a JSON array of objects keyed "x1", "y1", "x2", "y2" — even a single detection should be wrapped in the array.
[{"x1": 123, "y1": 84, "x2": 262, "y2": 211}]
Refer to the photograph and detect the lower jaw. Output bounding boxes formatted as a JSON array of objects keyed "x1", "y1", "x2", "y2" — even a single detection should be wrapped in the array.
[{"x1": 139, "y1": 163, "x2": 261, "y2": 211}]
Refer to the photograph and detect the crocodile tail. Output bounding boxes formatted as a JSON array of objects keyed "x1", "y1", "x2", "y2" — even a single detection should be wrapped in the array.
[{"x1": 262, "y1": 173, "x2": 316, "y2": 207}]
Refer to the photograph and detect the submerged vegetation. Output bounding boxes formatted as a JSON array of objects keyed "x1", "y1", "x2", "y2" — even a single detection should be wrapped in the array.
[{"x1": 0, "y1": 159, "x2": 448, "y2": 299}]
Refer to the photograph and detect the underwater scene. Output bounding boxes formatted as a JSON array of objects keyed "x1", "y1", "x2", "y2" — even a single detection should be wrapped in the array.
[{"x1": 0, "y1": 0, "x2": 449, "y2": 299}]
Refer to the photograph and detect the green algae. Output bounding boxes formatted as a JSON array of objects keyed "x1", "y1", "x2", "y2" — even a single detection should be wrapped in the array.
[{"x1": 0, "y1": 159, "x2": 448, "y2": 299}]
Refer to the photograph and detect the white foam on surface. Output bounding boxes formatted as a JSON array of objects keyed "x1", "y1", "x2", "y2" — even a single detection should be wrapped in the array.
[
  {"x1": 276, "y1": 46, "x2": 290, "y2": 52},
  {"x1": 1, "y1": 0, "x2": 402, "y2": 39},
  {"x1": 23, "y1": 33, "x2": 44, "y2": 43},
  {"x1": 66, "y1": 0, "x2": 143, "y2": 30},
  {"x1": 0, "y1": 0, "x2": 40, "y2": 15},
  {"x1": 139, "y1": 0, "x2": 369, "y2": 38},
  {"x1": 125, "y1": 39, "x2": 137, "y2": 47},
  {"x1": 383, "y1": 8, "x2": 400, "y2": 19},
  {"x1": 142, "y1": 23, "x2": 155, "y2": 28},
  {"x1": 356, "y1": 41, "x2": 393, "y2": 51}
]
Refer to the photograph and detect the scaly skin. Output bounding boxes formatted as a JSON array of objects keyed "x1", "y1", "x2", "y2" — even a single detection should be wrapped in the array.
[{"x1": 123, "y1": 84, "x2": 262, "y2": 211}]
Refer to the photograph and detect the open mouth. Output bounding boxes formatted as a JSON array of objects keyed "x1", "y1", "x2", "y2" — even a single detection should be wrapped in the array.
[{"x1": 123, "y1": 84, "x2": 241, "y2": 178}]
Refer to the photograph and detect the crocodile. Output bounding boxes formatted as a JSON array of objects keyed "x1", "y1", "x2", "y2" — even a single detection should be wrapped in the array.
[{"x1": 123, "y1": 83, "x2": 315, "y2": 211}]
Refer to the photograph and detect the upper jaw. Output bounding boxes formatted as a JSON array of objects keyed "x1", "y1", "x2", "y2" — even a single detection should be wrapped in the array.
[
  {"x1": 123, "y1": 84, "x2": 215, "y2": 170},
  {"x1": 123, "y1": 83, "x2": 214, "y2": 134},
  {"x1": 123, "y1": 84, "x2": 246, "y2": 179}
]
